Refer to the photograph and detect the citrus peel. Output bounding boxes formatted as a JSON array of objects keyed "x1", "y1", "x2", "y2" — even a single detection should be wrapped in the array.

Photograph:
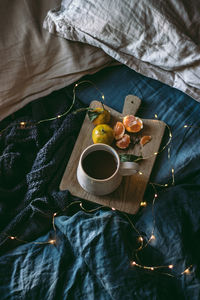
[
  {"x1": 88, "y1": 107, "x2": 110, "y2": 125},
  {"x1": 123, "y1": 115, "x2": 143, "y2": 133},
  {"x1": 92, "y1": 124, "x2": 114, "y2": 145}
]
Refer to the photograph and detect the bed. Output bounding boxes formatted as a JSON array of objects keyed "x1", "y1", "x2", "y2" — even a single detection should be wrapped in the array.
[{"x1": 0, "y1": 0, "x2": 200, "y2": 299}]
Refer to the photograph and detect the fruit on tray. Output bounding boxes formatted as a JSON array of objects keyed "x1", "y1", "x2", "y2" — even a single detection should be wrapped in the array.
[
  {"x1": 140, "y1": 135, "x2": 152, "y2": 146},
  {"x1": 123, "y1": 115, "x2": 143, "y2": 133},
  {"x1": 92, "y1": 124, "x2": 114, "y2": 145},
  {"x1": 116, "y1": 134, "x2": 131, "y2": 149},
  {"x1": 88, "y1": 107, "x2": 110, "y2": 125},
  {"x1": 113, "y1": 121, "x2": 125, "y2": 140}
]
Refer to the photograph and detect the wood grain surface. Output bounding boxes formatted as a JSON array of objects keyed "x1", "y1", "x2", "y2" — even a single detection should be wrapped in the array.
[{"x1": 60, "y1": 95, "x2": 165, "y2": 214}]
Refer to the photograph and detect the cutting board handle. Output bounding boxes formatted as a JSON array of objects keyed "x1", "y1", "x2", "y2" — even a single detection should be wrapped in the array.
[{"x1": 122, "y1": 95, "x2": 141, "y2": 115}]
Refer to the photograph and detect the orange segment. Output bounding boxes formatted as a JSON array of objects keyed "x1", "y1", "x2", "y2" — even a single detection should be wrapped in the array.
[
  {"x1": 140, "y1": 135, "x2": 152, "y2": 146},
  {"x1": 123, "y1": 115, "x2": 143, "y2": 133},
  {"x1": 116, "y1": 134, "x2": 130, "y2": 149},
  {"x1": 113, "y1": 121, "x2": 125, "y2": 140}
]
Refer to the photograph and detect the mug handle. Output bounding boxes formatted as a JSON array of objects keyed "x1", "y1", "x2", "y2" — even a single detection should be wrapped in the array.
[{"x1": 119, "y1": 161, "x2": 139, "y2": 176}]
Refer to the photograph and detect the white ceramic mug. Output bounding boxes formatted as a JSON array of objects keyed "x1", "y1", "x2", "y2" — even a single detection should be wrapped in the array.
[{"x1": 77, "y1": 143, "x2": 138, "y2": 196}]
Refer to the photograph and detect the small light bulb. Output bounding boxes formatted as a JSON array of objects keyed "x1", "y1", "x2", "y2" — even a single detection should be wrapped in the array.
[
  {"x1": 138, "y1": 236, "x2": 143, "y2": 242},
  {"x1": 168, "y1": 264, "x2": 173, "y2": 269},
  {"x1": 140, "y1": 201, "x2": 147, "y2": 207},
  {"x1": 154, "y1": 152, "x2": 158, "y2": 155},
  {"x1": 49, "y1": 239, "x2": 56, "y2": 244},
  {"x1": 20, "y1": 122, "x2": 26, "y2": 128},
  {"x1": 154, "y1": 114, "x2": 158, "y2": 119},
  {"x1": 10, "y1": 236, "x2": 15, "y2": 240},
  {"x1": 150, "y1": 267, "x2": 154, "y2": 271},
  {"x1": 111, "y1": 207, "x2": 116, "y2": 211},
  {"x1": 150, "y1": 235, "x2": 155, "y2": 240},
  {"x1": 57, "y1": 115, "x2": 61, "y2": 118},
  {"x1": 102, "y1": 95, "x2": 105, "y2": 100},
  {"x1": 184, "y1": 125, "x2": 188, "y2": 128},
  {"x1": 53, "y1": 213, "x2": 57, "y2": 217},
  {"x1": 184, "y1": 268, "x2": 190, "y2": 274},
  {"x1": 138, "y1": 171, "x2": 143, "y2": 175},
  {"x1": 131, "y1": 261, "x2": 136, "y2": 266},
  {"x1": 154, "y1": 194, "x2": 158, "y2": 198}
]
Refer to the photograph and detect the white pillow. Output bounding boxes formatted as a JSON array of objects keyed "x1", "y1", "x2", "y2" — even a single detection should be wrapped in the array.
[{"x1": 44, "y1": 0, "x2": 200, "y2": 102}]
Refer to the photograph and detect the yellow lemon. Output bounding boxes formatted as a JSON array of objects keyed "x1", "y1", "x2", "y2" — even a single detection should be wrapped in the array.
[
  {"x1": 90, "y1": 108, "x2": 110, "y2": 125},
  {"x1": 92, "y1": 124, "x2": 114, "y2": 145}
]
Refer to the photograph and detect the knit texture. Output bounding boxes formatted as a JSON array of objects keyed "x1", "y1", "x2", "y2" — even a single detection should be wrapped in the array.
[{"x1": 0, "y1": 88, "x2": 86, "y2": 254}]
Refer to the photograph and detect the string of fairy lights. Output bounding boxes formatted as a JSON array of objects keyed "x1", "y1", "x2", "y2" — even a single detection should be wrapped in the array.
[{"x1": 1, "y1": 80, "x2": 198, "y2": 278}]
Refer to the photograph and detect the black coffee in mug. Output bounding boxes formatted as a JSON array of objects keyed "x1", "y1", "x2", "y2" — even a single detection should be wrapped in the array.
[{"x1": 82, "y1": 150, "x2": 117, "y2": 180}]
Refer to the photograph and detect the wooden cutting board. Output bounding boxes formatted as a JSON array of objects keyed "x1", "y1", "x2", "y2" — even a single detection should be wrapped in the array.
[{"x1": 60, "y1": 95, "x2": 165, "y2": 214}]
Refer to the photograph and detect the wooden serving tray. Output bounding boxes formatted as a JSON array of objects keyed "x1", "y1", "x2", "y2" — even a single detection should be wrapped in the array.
[{"x1": 60, "y1": 95, "x2": 166, "y2": 214}]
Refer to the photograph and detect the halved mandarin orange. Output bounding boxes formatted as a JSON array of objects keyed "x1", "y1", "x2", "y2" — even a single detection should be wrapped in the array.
[
  {"x1": 123, "y1": 115, "x2": 143, "y2": 133},
  {"x1": 116, "y1": 134, "x2": 130, "y2": 149},
  {"x1": 140, "y1": 135, "x2": 152, "y2": 146},
  {"x1": 113, "y1": 121, "x2": 125, "y2": 140}
]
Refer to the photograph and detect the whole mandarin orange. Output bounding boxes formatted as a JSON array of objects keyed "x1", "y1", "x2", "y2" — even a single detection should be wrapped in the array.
[{"x1": 92, "y1": 124, "x2": 114, "y2": 145}]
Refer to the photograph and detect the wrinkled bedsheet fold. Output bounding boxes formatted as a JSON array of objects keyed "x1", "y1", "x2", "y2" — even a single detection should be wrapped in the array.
[{"x1": 0, "y1": 66, "x2": 200, "y2": 299}]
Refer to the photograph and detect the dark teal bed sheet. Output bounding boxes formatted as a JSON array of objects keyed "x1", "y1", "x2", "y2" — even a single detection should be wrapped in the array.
[
  {"x1": 0, "y1": 65, "x2": 200, "y2": 299},
  {"x1": 76, "y1": 65, "x2": 200, "y2": 184}
]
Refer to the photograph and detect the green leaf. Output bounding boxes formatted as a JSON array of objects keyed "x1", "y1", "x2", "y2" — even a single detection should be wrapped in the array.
[
  {"x1": 119, "y1": 154, "x2": 143, "y2": 162},
  {"x1": 87, "y1": 109, "x2": 103, "y2": 122}
]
